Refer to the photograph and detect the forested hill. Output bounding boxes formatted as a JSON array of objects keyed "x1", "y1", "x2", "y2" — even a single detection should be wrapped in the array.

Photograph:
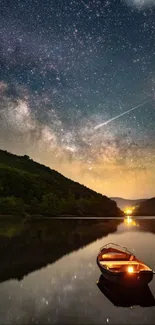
[
  {"x1": 134, "y1": 197, "x2": 155, "y2": 216},
  {"x1": 0, "y1": 149, "x2": 123, "y2": 217}
]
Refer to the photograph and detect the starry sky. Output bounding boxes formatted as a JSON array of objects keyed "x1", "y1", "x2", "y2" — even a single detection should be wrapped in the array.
[{"x1": 0, "y1": 0, "x2": 155, "y2": 199}]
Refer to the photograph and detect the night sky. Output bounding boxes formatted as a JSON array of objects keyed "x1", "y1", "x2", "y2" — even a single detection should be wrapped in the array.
[{"x1": 0, "y1": 0, "x2": 155, "y2": 199}]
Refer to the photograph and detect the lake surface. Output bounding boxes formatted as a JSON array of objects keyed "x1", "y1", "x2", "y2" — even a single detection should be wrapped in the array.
[{"x1": 0, "y1": 217, "x2": 154, "y2": 324}]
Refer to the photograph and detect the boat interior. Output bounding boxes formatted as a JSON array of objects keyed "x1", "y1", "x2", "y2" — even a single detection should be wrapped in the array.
[
  {"x1": 101, "y1": 252, "x2": 132, "y2": 261},
  {"x1": 98, "y1": 252, "x2": 151, "y2": 273}
]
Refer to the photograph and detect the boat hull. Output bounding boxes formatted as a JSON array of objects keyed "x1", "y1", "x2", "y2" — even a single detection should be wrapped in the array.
[{"x1": 97, "y1": 257, "x2": 153, "y2": 287}]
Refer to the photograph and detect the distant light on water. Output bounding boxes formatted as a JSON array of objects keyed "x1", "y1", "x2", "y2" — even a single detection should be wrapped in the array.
[
  {"x1": 124, "y1": 216, "x2": 138, "y2": 227},
  {"x1": 127, "y1": 216, "x2": 132, "y2": 224}
]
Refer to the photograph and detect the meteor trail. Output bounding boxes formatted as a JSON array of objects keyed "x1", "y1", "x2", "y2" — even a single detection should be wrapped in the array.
[{"x1": 94, "y1": 98, "x2": 153, "y2": 130}]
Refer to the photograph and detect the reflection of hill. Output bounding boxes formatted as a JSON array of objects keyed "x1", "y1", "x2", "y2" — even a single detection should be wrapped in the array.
[
  {"x1": 122, "y1": 217, "x2": 155, "y2": 235},
  {"x1": 0, "y1": 219, "x2": 121, "y2": 284},
  {"x1": 138, "y1": 219, "x2": 155, "y2": 235}
]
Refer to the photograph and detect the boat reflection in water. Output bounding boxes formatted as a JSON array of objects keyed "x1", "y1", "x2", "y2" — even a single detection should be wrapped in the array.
[{"x1": 97, "y1": 275, "x2": 155, "y2": 307}]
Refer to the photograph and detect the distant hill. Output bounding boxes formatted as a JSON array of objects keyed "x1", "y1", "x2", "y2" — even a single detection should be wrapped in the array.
[
  {"x1": 111, "y1": 197, "x2": 146, "y2": 210},
  {"x1": 0, "y1": 149, "x2": 123, "y2": 217},
  {"x1": 134, "y1": 197, "x2": 155, "y2": 216}
]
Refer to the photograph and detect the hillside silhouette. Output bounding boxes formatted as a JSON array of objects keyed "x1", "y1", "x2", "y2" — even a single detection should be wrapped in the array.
[
  {"x1": 134, "y1": 197, "x2": 155, "y2": 216},
  {"x1": 0, "y1": 149, "x2": 123, "y2": 217}
]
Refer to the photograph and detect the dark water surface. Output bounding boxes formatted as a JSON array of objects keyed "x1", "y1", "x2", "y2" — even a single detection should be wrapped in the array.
[{"x1": 0, "y1": 217, "x2": 155, "y2": 324}]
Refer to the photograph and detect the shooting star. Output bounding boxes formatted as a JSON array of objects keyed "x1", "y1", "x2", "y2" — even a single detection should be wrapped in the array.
[{"x1": 94, "y1": 98, "x2": 153, "y2": 130}]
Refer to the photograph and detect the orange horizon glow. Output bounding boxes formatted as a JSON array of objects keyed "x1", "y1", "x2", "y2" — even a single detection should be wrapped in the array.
[
  {"x1": 124, "y1": 206, "x2": 136, "y2": 215},
  {"x1": 124, "y1": 208, "x2": 132, "y2": 215}
]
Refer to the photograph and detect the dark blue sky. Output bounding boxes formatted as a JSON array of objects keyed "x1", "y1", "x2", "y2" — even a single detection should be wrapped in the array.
[{"x1": 0, "y1": 0, "x2": 155, "y2": 198}]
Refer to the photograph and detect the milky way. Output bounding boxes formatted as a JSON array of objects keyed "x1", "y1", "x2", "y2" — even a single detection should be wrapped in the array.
[{"x1": 0, "y1": 0, "x2": 155, "y2": 198}]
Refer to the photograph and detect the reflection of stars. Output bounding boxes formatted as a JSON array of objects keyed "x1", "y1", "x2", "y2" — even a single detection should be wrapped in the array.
[
  {"x1": 63, "y1": 284, "x2": 73, "y2": 292},
  {"x1": 42, "y1": 297, "x2": 49, "y2": 305}
]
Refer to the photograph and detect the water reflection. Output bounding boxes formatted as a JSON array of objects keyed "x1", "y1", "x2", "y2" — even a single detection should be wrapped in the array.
[
  {"x1": 123, "y1": 217, "x2": 155, "y2": 234},
  {"x1": 0, "y1": 218, "x2": 121, "y2": 284},
  {"x1": 97, "y1": 275, "x2": 155, "y2": 307},
  {"x1": 124, "y1": 216, "x2": 139, "y2": 227},
  {"x1": 0, "y1": 217, "x2": 155, "y2": 284},
  {"x1": 138, "y1": 218, "x2": 155, "y2": 234},
  {"x1": 0, "y1": 217, "x2": 154, "y2": 324}
]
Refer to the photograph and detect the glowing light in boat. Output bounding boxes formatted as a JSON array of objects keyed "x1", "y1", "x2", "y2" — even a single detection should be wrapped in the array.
[{"x1": 127, "y1": 266, "x2": 134, "y2": 274}]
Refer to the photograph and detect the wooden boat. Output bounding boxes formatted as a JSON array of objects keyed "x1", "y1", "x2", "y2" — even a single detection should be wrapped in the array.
[{"x1": 97, "y1": 243, "x2": 155, "y2": 287}]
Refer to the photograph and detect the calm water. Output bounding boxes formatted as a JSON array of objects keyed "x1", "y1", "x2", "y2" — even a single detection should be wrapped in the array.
[{"x1": 0, "y1": 217, "x2": 155, "y2": 324}]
